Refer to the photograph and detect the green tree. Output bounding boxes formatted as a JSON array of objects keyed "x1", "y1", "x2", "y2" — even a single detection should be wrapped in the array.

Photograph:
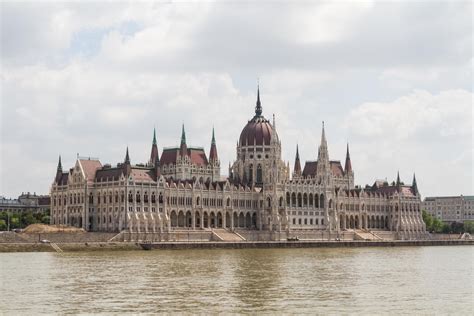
[
  {"x1": 464, "y1": 221, "x2": 474, "y2": 234},
  {"x1": 422, "y1": 210, "x2": 433, "y2": 230}
]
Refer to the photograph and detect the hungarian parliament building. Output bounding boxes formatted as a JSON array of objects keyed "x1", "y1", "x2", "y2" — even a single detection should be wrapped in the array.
[{"x1": 50, "y1": 88, "x2": 426, "y2": 238}]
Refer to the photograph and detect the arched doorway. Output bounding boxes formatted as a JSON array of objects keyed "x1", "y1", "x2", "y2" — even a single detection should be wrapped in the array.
[
  {"x1": 170, "y1": 211, "x2": 178, "y2": 228},
  {"x1": 233, "y1": 212, "x2": 238, "y2": 228},
  {"x1": 178, "y1": 211, "x2": 185, "y2": 227},
  {"x1": 245, "y1": 213, "x2": 252, "y2": 228},
  {"x1": 225, "y1": 212, "x2": 231, "y2": 228},
  {"x1": 210, "y1": 212, "x2": 216, "y2": 228},
  {"x1": 186, "y1": 211, "x2": 192, "y2": 228},
  {"x1": 203, "y1": 212, "x2": 209, "y2": 228},
  {"x1": 217, "y1": 212, "x2": 223, "y2": 228},
  {"x1": 239, "y1": 212, "x2": 245, "y2": 228},
  {"x1": 195, "y1": 212, "x2": 201, "y2": 228},
  {"x1": 252, "y1": 212, "x2": 257, "y2": 228}
]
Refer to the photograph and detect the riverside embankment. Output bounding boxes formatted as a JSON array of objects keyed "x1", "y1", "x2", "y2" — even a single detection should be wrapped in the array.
[{"x1": 1, "y1": 239, "x2": 472, "y2": 252}]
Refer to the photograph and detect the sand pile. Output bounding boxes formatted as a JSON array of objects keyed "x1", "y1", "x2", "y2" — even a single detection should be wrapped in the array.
[{"x1": 23, "y1": 224, "x2": 85, "y2": 234}]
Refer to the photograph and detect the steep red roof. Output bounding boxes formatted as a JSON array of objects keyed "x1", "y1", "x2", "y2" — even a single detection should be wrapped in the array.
[
  {"x1": 130, "y1": 168, "x2": 155, "y2": 182},
  {"x1": 302, "y1": 161, "x2": 317, "y2": 178},
  {"x1": 160, "y1": 147, "x2": 208, "y2": 166},
  {"x1": 189, "y1": 148, "x2": 208, "y2": 166},
  {"x1": 79, "y1": 159, "x2": 102, "y2": 183},
  {"x1": 160, "y1": 149, "x2": 178, "y2": 165},
  {"x1": 330, "y1": 161, "x2": 344, "y2": 177}
]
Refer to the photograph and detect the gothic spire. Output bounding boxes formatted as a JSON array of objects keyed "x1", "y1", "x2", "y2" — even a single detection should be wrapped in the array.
[
  {"x1": 255, "y1": 84, "x2": 262, "y2": 116},
  {"x1": 412, "y1": 173, "x2": 418, "y2": 194},
  {"x1": 150, "y1": 128, "x2": 159, "y2": 166},
  {"x1": 180, "y1": 124, "x2": 186, "y2": 146},
  {"x1": 317, "y1": 121, "x2": 329, "y2": 162},
  {"x1": 396, "y1": 171, "x2": 401, "y2": 186},
  {"x1": 344, "y1": 143, "x2": 352, "y2": 174},
  {"x1": 180, "y1": 124, "x2": 188, "y2": 157},
  {"x1": 55, "y1": 155, "x2": 63, "y2": 183},
  {"x1": 294, "y1": 144, "x2": 302, "y2": 177},
  {"x1": 209, "y1": 127, "x2": 218, "y2": 163},
  {"x1": 321, "y1": 121, "x2": 327, "y2": 147},
  {"x1": 57, "y1": 155, "x2": 62, "y2": 172},
  {"x1": 124, "y1": 146, "x2": 130, "y2": 164}
]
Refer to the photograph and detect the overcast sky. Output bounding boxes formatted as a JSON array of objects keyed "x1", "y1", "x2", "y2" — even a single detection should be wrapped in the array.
[{"x1": 1, "y1": 1, "x2": 472, "y2": 198}]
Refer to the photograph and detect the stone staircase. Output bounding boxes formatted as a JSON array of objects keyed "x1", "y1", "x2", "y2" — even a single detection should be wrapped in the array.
[
  {"x1": 212, "y1": 229, "x2": 246, "y2": 241},
  {"x1": 372, "y1": 231, "x2": 396, "y2": 240},
  {"x1": 354, "y1": 230, "x2": 382, "y2": 241}
]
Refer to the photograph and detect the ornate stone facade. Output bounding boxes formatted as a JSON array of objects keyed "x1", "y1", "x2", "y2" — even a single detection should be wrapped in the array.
[{"x1": 50, "y1": 87, "x2": 426, "y2": 237}]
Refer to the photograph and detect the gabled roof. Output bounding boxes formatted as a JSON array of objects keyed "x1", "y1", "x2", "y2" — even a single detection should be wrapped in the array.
[
  {"x1": 95, "y1": 168, "x2": 124, "y2": 182},
  {"x1": 160, "y1": 147, "x2": 209, "y2": 167},
  {"x1": 330, "y1": 161, "x2": 344, "y2": 177},
  {"x1": 302, "y1": 161, "x2": 317, "y2": 178},
  {"x1": 130, "y1": 168, "x2": 156, "y2": 183},
  {"x1": 78, "y1": 159, "x2": 102, "y2": 183}
]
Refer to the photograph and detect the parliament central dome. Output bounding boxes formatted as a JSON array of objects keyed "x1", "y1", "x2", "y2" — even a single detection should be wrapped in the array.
[{"x1": 239, "y1": 87, "x2": 276, "y2": 146}]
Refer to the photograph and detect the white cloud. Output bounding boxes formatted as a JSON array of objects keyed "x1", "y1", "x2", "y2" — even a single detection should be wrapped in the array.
[
  {"x1": 0, "y1": 1, "x2": 472, "y2": 198},
  {"x1": 343, "y1": 89, "x2": 473, "y2": 196}
]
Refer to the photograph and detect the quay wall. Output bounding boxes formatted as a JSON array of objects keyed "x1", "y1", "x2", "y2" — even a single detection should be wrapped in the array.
[{"x1": 141, "y1": 239, "x2": 474, "y2": 250}]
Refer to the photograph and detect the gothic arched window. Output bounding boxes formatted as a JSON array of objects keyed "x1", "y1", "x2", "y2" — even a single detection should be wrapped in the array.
[
  {"x1": 249, "y1": 164, "x2": 254, "y2": 183},
  {"x1": 256, "y1": 164, "x2": 262, "y2": 183}
]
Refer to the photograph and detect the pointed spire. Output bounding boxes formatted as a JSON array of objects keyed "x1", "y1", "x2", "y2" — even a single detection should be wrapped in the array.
[
  {"x1": 396, "y1": 171, "x2": 401, "y2": 186},
  {"x1": 321, "y1": 121, "x2": 327, "y2": 146},
  {"x1": 294, "y1": 144, "x2": 302, "y2": 177},
  {"x1": 180, "y1": 124, "x2": 188, "y2": 157},
  {"x1": 344, "y1": 143, "x2": 352, "y2": 174},
  {"x1": 209, "y1": 127, "x2": 218, "y2": 163},
  {"x1": 317, "y1": 121, "x2": 329, "y2": 162},
  {"x1": 412, "y1": 173, "x2": 418, "y2": 194},
  {"x1": 55, "y1": 155, "x2": 63, "y2": 183},
  {"x1": 255, "y1": 84, "x2": 262, "y2": 116},
  {"x1": 149, "y1": 128, "x2": 159, "y2": 166},
  {"x1": 57, "y1": 155, "x2": 62, "y2": 172},
  {"x1": 125, "y1": 146, "x2": 130, "y2": 164},
  {"x1": 180, "y1": 123, "x2": 186, "y2": 146}
]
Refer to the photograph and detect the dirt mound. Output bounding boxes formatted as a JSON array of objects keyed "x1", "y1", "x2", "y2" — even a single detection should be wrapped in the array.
[{"x1": 23, "y1": 224, "x2": 85, "y2": 234}]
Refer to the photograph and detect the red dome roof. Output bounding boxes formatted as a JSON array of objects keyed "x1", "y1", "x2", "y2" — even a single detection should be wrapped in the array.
[
  {"x1": 239, "y1": 86, "x2": 277, "y2": 146},
  {"x1": 239, "y1": 116, "x2": 273, "y2": 146}
]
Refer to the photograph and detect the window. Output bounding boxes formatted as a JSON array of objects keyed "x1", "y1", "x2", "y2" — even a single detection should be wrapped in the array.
[
  {"x1": 256, "y1": 164, "x2": 262, "y2": 183},
  {"x1": 249, "y1": 164, "x2": 253, "y2": 183}
]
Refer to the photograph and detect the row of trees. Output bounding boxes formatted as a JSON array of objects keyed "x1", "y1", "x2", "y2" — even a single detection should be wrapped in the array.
[
  {"x1": 0, "y1": 210, "x2": 50, "y2": 231},
  {"x1": 422, "y1": 210, "x2": 474, "y2": 234}
]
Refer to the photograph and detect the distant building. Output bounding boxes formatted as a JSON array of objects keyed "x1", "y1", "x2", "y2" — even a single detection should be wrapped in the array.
[
  {"x1": 0, "y1": 193, "x2": 50, "y2": 213},
  {"x1": 50, "y1": 86, "x2": 426, "y2": 238},
  {"x1": 422, "y1": 195, "x2": 474, "y2": 223}
]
